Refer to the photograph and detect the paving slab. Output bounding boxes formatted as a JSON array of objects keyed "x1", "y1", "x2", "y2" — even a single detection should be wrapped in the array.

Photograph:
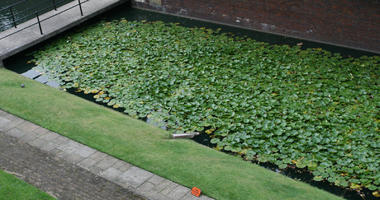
[
  {"x1": 39, "y1": 131, "x2": 60, "y2": 141},
  {"x1": 34, "y1": 75, "x2": 49, "y2": 84},
  {"x1": 57, "y1": 140, "x2": 82, "y2": 153},
  {"x1": 78, "y1": 157, "x2": 99, "y2": 170},
  {"x1": 59, "y1": 152, "x2": 85, "y2": 164},
  {"x1": 17, "y1": 121, "x2": 40, "y2": 132},
  {"x1": 161, "y1": 181, "x2": 179, "y2": 196},
  {"x1": 0, "y1": 116, "x2": 11, "y2": 127},
  {"x1": 95, "y1": 156, "x2": 119, "y2": 170},
  {"x1": 50, "y1": 135, "x2": 70, "y2": 146},
  {"x1": 168, "y1": 185, "x2": 191, "y2": 199},
  {"x1": 33, "y1": 126, "x2": 50, "y2": 136},
  {"x1": 88, "y1": 151, "x2": 108, "y2": 162},
  {"x1": 100, "y1": 167, "x2": 123, "y2": 182},
  {"x1": 154, "y1": 179, "x2": 176, "y2": 192},
  {"x1": 0, "y1": 110, "x2": 215, "y2": 200},
  {"x1": 28, "y1": 137, "x2": 50, "y2": 148},
  {"x1": 111, "y1": 159, "x2": 132, "y2": 173},
  {"x1": 0, "y1": 116, "x2": 24, "y2": 132},
  {"x1": 116, "y1": 162, "x2": 132, "y2": 173},
  {"x1": 137, "y1": 182, "x2": 170, "y2": 200},
  {"x1": 148, "y1": 175, "x2": 166, "y2": 185},
  {"x1": 18, "y1": 131, "x2": 40, "y2": 143},
  {"x1": 120, "y1": 166, "x2": 154, "y2": 188},
  {"x1": 75, "y1": 145, "x2": 96, "y2": 157},
  {"x1": 39, "y1": 141, "x2": 57, "y2": 152},
  {"x1": 21, "y1": 69, "x2": 41, "y2": 79},
  {"x1": 46, "y1": 80, "x2": 60, "y2": 88},
  {"x1": 5, "y1": 128, "x2": 27, "y2": 138}
]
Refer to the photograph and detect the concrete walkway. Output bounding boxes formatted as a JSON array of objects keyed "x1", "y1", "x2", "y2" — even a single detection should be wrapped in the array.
[
  {"x1": 0, "y1": 109, "x2": 214, "y2": 200},
  {"x1": 0, "y1": 0, "x2": 127, "y2": 66}
]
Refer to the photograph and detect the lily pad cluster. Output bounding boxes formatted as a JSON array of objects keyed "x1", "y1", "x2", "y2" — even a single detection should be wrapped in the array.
[{"x1": 31, "y1": 20, "x2": 380, "y2": 192}]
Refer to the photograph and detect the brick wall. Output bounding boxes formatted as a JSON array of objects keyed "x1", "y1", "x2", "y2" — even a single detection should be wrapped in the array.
[{"x1": 131, "y1": 0, "x2": 380, "y2": 53}]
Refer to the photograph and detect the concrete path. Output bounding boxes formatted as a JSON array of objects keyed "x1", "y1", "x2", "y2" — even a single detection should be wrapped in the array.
[
  {"x1": 0, "y1": 109, "x2": 214, "y2": 200},
  {"x1": 0, "y1": 0, "x2": 127, "y2": 65}
]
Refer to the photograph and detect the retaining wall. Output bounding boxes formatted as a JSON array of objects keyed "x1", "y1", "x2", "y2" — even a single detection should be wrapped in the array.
[{"x1": 132, "y1": 0, "x2": 380, "y2": 53}]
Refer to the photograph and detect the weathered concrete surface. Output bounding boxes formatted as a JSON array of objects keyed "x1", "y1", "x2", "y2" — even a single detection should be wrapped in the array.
[
  {"x1": 21, "y1": 69, "x2": 41, "y2": 79},
  {"x1": 0, "y1": 0, "x2": 128, "y2": 62},
  {"x1": 0, "y1": 109, "x2": 214, "y2": 200}
]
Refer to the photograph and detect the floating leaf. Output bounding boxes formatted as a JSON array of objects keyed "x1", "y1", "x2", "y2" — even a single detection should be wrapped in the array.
[
  {"x1": 205, "y1": 128, "x2": 215, "y2": 134},
  {"x1": 373, "y1": 191, "x2": 380, "y2": 198},
  {"x1": 350, "y1": 183, "x2": 362, "y2": 190},
  {"x1": 278, "y1": 164, "x2": 287, "y2": 169}
]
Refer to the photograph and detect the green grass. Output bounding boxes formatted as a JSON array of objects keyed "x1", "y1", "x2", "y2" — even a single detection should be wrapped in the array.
[
  {"x1": 0, "y1": 169, "x2": 54, "y2": 200},
  {"x1": 0, "y1": 68, "x2": 343, "y2": 200}
]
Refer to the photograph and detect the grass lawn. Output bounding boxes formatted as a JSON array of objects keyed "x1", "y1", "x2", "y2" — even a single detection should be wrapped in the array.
[
  {"x1": 0, "y1": 169, "x2": 54, "y2": 200},
  {"x1": 0, "y1": 68, "x2": 343, "y2": 200}
]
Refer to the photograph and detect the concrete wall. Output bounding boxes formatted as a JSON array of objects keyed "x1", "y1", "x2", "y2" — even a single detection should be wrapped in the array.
[{"x1": 131, "y1": 0, "x2": 380, "y2": 53}]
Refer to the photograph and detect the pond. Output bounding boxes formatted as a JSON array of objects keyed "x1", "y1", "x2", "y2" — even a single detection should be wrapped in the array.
[{"x1": 3, "y1": 4, "x2": 379, "y2": 200}]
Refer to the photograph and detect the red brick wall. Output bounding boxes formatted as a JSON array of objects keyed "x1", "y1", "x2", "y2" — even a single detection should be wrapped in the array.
[{"x1": 131, "y1": 0, "x2": 380, "y2": 53}]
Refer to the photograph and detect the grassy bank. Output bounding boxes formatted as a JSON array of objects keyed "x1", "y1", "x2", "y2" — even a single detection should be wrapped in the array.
[
  {"x1": 0, "y1": 68, "x2": 343, "y2": 199},
  {"x1": 0, "y1": 169, "x2": 54, "y2": 200}
]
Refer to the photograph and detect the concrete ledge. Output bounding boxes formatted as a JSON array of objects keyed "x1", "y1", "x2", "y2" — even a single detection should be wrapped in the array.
[{"x1": 0, "y1": 0, "x2": 128, "y2": 61}]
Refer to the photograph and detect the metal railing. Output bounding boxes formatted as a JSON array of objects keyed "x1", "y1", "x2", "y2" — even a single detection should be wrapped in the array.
[{"x1": 0, "y1": 0, "x2": 89, "y2": 40}]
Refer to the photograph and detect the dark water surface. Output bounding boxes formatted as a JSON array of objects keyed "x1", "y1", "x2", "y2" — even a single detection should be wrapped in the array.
[
  {"x1": 100, "y1": 5, "x2": 379, "y2": 58},
  {"x1": 0, "y1": 0, "x2": 73, "y2": 32},
  {"x1": 3, "y1": 5, "x2": 379, "y2": 200}
]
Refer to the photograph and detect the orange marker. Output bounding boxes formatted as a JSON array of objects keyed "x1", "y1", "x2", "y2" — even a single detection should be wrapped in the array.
[{"x1": 191, "y1": 187, "x2": 201, "y2": 197}]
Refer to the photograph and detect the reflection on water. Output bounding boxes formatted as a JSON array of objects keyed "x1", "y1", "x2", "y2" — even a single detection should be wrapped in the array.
[
  {"x1": 0, "y1": 0, "x2": 15, "y2": 31},
  {"x1": 0, "y1": 14, "x2": 11, "y2": 30},
  {"x1": 0, "y1": 0, "x2": 73, "y2": 32}
]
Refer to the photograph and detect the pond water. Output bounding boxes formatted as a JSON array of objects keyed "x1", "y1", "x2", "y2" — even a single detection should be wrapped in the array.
[
  {"x1": 3, "y1": 4, "x2": 378, "y2": 200},
  {"x1": 0, "y1": 0, "x2": 73, "y2": 32}
]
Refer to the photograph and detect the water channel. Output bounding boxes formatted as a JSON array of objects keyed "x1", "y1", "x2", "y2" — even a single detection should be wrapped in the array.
[{"x1": 1, "y1": 2, "x2": 378, "y2": 200}]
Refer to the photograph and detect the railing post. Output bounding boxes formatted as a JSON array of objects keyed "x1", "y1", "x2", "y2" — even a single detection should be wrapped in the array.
[
  {"x1": 52, "y1": 0, "x2": 57, "y2": 11},
  {"x1": 78, "y1": 0, "x2": 83, "y2": 16},
  {"x1": 35, "y1": 12, "x2": 43, "y2": 35},
  {"x1": 9, "y1": 7, "x2": 17, "y2": 28}
]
